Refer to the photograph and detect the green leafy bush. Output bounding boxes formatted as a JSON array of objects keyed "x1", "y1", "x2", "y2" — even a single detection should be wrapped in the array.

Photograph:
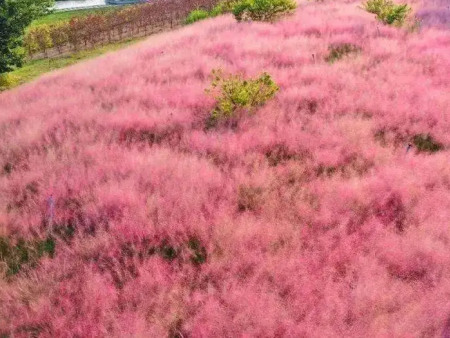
[
  {"x1": 232, "y1": 0, "x2": 297, "y2": 22},
  {"x1": 206, "y1": 69, "x2": 279, "y2": 127},
  {"x1": 185, "y1": 1, "x2": 238, "y2": 25},
  {"x1": 210, "y1": 0, "x2": 239, "y2": 15},
  {"x1": 185, "y1": 9, "x2": 211, "y2": 24},
  {"x1": 325, "y1": 43, "x2": 361, "y2": 63},
  {"x1": 0, "y1": 74, "x2": 16, "y2": 91},
  {"x1": 412, "y1": 134, "x2": 443, "y2": 153},
  {"x1": 364, "y1": 0, "x2": 411, "y2": 26}
]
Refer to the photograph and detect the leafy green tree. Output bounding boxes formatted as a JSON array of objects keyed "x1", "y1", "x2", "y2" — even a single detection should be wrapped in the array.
[
  {"x1": 0, "y1": 0, "x2": 54, "y2": 73},
  {"x1": 34, "y1": 24, "x2": 53, "y2": 56}
]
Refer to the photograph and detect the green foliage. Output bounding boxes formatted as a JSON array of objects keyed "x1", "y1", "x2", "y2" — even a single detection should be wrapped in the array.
[
  {"x1": 206, "y1": 69, "x2": 279, "y2": 127},
  {"x1": 232, "y1": 0, "x2": 297, "y2": 22},
  {"x1": 363, "y1": 0, "x2": 410, "y2": 26},
  {"x1": 325, "y1": 43, "x2": 361, "y2": 63},
  {"x1": 0, "y1": 73, "x2": 16, "y2": 91},
  {"x1": 23, "y1": 29, "x2": 39, "y2": 56},
  {"x1": 49, "y1": 22, "x2": 69, "y2": 53},
  {"x1": 412, "y1": 134, "x2": 443, "y2": 153},
  {"x1": 0, "y1": 236, "x2": 55, "y2": 276},
  {"x1": 211, "y1": 0, "x2": 238, "y2": 15},
  {"x1": 35, "y1": 25, "x2": 53, "y2": 53},
  {"x1": 185, "y1": 0, "x2": 240, "y2": 25},
  {"x1": 185, "y1": 9, "x2": 210, "y2": 24},
  {"x1": 36, "y1": 236, "x2": 56, "y2": 257},
  {"x1": 210, "y1": 4, "x2": 225, "y2": 16},
  {"x1": 25, "y1": 24, "x2": 53, "y2": 56},
  {"x1": 0, "y1": 0, "x2": 55, "y2": 73}
]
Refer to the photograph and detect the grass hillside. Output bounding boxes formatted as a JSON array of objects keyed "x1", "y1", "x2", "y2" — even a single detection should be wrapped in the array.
[{"x1": 0, "y1": 0, "x2": 449, "y2": 336}]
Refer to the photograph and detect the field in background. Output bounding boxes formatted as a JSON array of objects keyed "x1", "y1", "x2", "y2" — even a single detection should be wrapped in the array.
[{"x1": 29, "y1": 7, "x2": 120, "y2": 27}]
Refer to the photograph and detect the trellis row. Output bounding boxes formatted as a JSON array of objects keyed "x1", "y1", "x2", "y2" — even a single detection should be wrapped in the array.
[{"x1": 25, "y1": 0, "x2": 219, "y2": 59}]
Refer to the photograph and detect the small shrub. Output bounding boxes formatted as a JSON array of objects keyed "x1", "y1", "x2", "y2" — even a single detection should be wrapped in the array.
[
  {"x1": 185, "y1": 1, "x2": 237, "y2": 25},
  {"x1": 206, "y1": 69, "x2": 279, "y2": 127},
  {"x1": 412, "y1": 134, "x2": 443, "y2": 153},
  {"x1": 0, "y1": 74, "x2": 15, "y2": 91},
  {"x1": 185, "y1": 9, "x2": 210, "y2": 24},
  {"x1": 325, "y1": 43, "x2": 361, "y2": 63},
  {"x1": 364, "y1": 0, "x2": 411, "y2": 26},
  {"x1": 211, "y1": 0, "x2": 238, "y2": 15},
  {"x1": 232, "y1": 0, "x2": 297, "y2": 22}
]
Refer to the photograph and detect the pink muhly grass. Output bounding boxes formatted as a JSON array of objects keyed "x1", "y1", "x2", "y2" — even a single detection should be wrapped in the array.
[{"x1": 0, "y1": 0, "x2": 449, "y2": 336}]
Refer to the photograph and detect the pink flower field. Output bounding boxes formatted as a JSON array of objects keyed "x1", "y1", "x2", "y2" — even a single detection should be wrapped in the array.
[{"x1": 0, "y1": 0, "x2": 449, "y2": 336}]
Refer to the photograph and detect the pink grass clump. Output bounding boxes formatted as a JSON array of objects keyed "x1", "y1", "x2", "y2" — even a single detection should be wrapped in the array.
[{"x1": 0, "y1": 0, "x2": 449, "y2": 336}]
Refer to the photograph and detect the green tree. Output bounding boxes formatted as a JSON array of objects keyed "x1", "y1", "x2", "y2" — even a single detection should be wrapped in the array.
[
  {"x1": 34, "y1": 24, "x2": 53, "y2": 56},
  {"x1": 0, "y1": 0, "x2": 54, "y2": 73}
]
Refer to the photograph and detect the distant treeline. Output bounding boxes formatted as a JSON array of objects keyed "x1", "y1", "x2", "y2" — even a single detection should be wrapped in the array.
[{"x1": 25, "y1": 0, "x2": 218, "y2": 58}]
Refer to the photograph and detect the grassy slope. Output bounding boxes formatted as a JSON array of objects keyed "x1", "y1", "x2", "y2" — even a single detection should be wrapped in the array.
[
  {"x1": 0, "y1": 0, "x2": 449, "y2": 336},
  {"x1": 5, "y1": 37, "x2": 145, "y2": 90},
  {"x1": 0, "y1": 4, "x2": 165, "y2": 91}
]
